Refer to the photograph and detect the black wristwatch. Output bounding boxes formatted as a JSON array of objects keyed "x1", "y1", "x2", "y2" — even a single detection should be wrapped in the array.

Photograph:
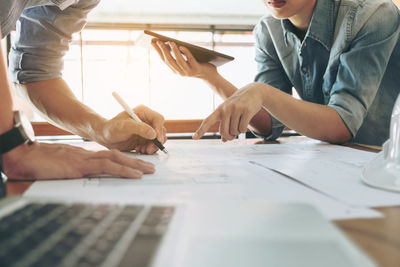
[
  {"x1": 0, "y1": 111, "x2": 35, "y2": 197},
  {"x1": 0, "y1": 110, "x2": 35, "y2": 155}
]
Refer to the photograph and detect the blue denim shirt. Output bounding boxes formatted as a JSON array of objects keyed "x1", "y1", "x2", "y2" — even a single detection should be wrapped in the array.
[
  {"x1": 254, "y1": 0, "x2": 400, "y2": 146},
  {"x1": 0, "y1": 0, "x2": 99, "y2": 83}
]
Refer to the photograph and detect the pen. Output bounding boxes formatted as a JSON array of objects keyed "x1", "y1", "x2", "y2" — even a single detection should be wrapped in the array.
[{"x1": 112, "y1": 91, "x2": 168, "y2": 154}]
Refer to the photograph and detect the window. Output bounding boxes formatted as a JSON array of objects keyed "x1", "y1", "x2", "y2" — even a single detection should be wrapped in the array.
[
  {"x1": 24, "y1": 0, "x2": 268, "y2": 135},
  {"x1": 44, "y1": 27, "x2": 257, "y2": 124}
]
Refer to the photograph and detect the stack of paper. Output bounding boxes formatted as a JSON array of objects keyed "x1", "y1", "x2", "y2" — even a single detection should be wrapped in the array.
[{"x1": 25, "y1": 140, "x2": 399, "y2": 220}]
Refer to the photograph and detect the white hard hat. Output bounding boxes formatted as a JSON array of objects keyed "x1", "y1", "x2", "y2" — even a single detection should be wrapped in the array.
[{"x1": 362, "y1": 94, "x2": 400, "y2": 192}]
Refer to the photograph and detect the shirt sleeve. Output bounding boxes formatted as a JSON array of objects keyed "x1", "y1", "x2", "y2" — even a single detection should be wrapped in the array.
[
  {"x1": 327, "y1": 3, "x2": 400, "y2": 138},
  {"x1": 8, "y1": 0, "x2": 99, "y2": 84},
  {"x1": 253, "y1": 19, "x2": 293, "y2": 140}
]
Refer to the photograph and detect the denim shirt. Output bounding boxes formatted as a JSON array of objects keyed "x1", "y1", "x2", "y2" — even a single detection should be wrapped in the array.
[
  {"x1": 0, "y1": 0, "x2": 99, "y2": 83},
  {"x1": 253, "y1": 0, "x2": 400, "y2": 146}
]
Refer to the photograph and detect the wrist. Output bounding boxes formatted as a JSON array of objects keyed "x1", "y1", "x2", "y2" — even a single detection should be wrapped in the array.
[
  {"x1": 253, "y1": 82, "x2": 272, "y2": 106},
  {"x1": 87, "y1": 116, "x2": 108, "y2": 145},
  {"x1": 3, "y1": 143, "x2": 26, "y2": 161},
  {"x1": 200, "y1": 68, "x2": 220, "y2": 84},
  {"x1": 2, "y1": 142, "x2": 35, "y2": 176},
  {"x1": 0, "y1": 113, "x2": 14, "y2": 135}
]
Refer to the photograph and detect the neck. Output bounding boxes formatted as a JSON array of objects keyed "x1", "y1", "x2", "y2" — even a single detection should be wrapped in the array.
[{"x1": 289, "y1": 0, "x2": 317, "y2": 31}]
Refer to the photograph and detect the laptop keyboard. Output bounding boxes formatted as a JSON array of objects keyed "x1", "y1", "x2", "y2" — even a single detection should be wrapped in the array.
[{"x1": 0, "y1": 203, "x2": 175, "y2": 267}]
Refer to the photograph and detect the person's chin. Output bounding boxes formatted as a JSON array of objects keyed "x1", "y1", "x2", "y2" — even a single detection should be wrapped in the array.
[
  {"x1": 265, "y1": 1, "x2": 290, "y2": 19},
  {"x1": 268, "y1": 10, "x2": 290, "y2": 20}
]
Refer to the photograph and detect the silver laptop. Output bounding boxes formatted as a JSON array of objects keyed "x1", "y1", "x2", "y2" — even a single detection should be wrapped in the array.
[
  {"x1": 0, "y1": 194, "x2": 375, "y2": 267},
  {"x1": 0, "y1": 198, "x2": 375, "y2": 267}
]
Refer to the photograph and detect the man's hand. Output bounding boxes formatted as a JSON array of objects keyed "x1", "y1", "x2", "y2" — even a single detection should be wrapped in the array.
[
  {"x1": 152, "y1": 40, "x2": 217, "y2": 80},
  {"x1": 99, "y1": 105, "x2": 167, "y2": 154},
  {"x1": 20, "y1": 79, "x2": 167, "y2": 154},
  {"x1": 193, "y1": 84, "x2": 265, "y2": 141},
  {"x1": 2, "y1": 142, "x2": 155, "y2": 181}
]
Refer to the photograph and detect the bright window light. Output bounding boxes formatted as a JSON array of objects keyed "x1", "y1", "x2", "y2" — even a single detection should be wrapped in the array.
[{"x1": 58, "y1": 29, "x2": 258, "y2": 121}]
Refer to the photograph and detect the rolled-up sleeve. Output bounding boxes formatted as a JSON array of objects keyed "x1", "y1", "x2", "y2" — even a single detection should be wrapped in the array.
[
  {"x1": 327, "y1": 3, "x2": 400, "y2": 137},
  {"x1": 253, "y1": 20, "x2": 292, "y2": 140},
  {"x1": 9, "y1": 0, "x2": 99, "y2": 84}
]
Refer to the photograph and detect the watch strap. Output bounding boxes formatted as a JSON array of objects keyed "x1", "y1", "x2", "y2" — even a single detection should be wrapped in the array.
[{"x1": 0, "y1": 127, "x2": 27, "y2": 154}]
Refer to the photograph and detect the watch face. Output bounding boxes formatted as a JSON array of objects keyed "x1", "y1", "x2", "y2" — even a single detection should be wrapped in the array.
[{"x1": 14, "y1": 111, "x2": 35, "y2": 143}]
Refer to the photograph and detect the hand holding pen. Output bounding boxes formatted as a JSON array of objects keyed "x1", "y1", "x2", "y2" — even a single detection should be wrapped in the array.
[{"x1": 112, "y1": 92, "x2": 168, "y2": 154}]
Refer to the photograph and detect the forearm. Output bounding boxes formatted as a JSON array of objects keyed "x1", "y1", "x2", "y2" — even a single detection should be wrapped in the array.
[
  {"x1": 203, "y1": 71, "x2": 237, "y2": 100},
  {"x1": 0, "y1": 86, "x2": 13, "y2": 133},
  {"x1": 0, "y1": 37, "x2": 14, "y2": 133},
  {"x1": 258, "y1": 83, "x2": 351, "y2": 143},
  {"x1": 15, "y1": 78, "x2": 107, "y2": 142}
]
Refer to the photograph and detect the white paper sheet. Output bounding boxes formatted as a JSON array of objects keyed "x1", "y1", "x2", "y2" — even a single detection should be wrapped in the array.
[
  {"x1": 247, "y1": 143, "x2": 400, "y2": 207},
  {"x1": 25, "y1": 140, "x2": 381, "y2": 220}
]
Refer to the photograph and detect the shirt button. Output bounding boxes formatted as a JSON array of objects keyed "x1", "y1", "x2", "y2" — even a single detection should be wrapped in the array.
[{"x1": 302, "y1": 67, "x2": 307, "y2": 72}]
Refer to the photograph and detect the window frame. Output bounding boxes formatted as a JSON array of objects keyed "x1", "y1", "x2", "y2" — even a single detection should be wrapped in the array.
[{"x1": 26, "y1": 22, "x2": 256, "y2": 136}]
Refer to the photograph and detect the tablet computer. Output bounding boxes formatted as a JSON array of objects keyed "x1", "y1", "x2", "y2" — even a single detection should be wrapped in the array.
[{"x1": 136, "y1": 30, "x2": 235, "y2": 67}]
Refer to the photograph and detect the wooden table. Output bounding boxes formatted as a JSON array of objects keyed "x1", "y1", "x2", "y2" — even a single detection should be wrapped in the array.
[
  {"x1": 5, "y1": 136, "x2": 400, "y2": 267},
  {"x1": 260, "y1": 136, "x2": 400, "y2": 267}
]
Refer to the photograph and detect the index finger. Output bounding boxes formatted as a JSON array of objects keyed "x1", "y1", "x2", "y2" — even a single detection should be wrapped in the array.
[
  {"x1": 135, "y1": 106, "x2": 165, "y2": 141},
  {"x1": 93, "y1": 150, "x2": 155, "y2": 174},
  {"x1": 179, "y1": 46, "x2": 198, "y2": 66},
  {"x1": 82, "y1": 158, "x2": 143, "y2": 179},
  {"x1": 123, "y1": 119, "x2": 157, "y2": 140},
  {"x1": 170, "y1": 42, "x2": 190, "y2": 71},
  {"x1": 157, "y1": 41, "x2": 184, "y2": 74},
  {"x1": 193, "y1": 110, "x2": 220, "y2": 140},
  {"x1": 150, "y1": 113, "x2": 165, "y2": 139},
  {"x1": 151, "y1": 39, "x2": 165, "y2": 61}
]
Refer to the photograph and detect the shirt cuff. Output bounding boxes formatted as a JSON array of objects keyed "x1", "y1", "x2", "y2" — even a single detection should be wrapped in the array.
[
  {"x1": 251, "y1": 115, "x2": 285, "y2": 141},
  {"x1": 9, "y1": 50, "x2": 64, "y2": 84},
  {"x1": 328, "y1": 92, "x2": 366, "y2": 138}
]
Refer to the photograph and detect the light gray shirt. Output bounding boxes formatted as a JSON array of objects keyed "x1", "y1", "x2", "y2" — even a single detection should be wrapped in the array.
[{"x1": 0, "y1": 0, "x2": 99, "y2": 83}]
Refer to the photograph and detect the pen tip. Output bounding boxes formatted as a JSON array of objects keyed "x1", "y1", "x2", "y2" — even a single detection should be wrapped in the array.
[{"x1": 162, "y1": 149, "x2": 168, "y2": 154}]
